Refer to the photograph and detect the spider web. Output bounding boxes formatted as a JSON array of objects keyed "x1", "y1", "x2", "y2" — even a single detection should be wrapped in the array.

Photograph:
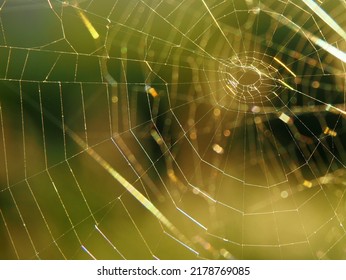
[{"x1": 0, "y1": 0, "x2": 346, "y2": 260}]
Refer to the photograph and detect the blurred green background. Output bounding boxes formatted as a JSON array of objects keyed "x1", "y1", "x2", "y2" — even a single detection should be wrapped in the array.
[{"x1": 0, "y1": 0, "x2": 346, "y2": 259}]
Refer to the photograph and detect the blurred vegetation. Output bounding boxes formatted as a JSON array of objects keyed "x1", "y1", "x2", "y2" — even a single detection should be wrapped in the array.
[{"x1": 0, "y1": 0, "x2": 346, "y2": 259}]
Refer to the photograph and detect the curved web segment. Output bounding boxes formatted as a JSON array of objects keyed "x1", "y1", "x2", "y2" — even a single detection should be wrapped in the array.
[{"x1": 0, "y1": 0, "x2": 345, "y2": 259}]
